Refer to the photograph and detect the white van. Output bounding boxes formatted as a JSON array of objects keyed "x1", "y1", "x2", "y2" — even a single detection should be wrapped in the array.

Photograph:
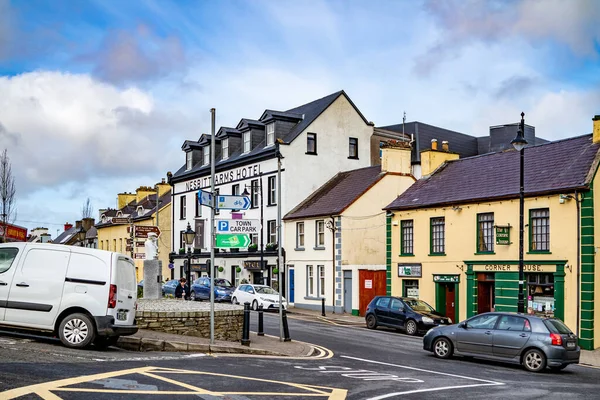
[{"x1": 0, "y1": 242, "x2": 138, "y2": 348}]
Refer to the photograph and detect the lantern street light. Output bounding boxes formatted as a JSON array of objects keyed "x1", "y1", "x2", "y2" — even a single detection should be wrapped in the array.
[
  {"x1": 511, "y1": 112, "x2": 528, "y2": 314},
  {"x1": 183, "y1": 222, "x2": 196, "y2": 286},
  {"x1": 76, "y1": 227, "x2": 87, "y2": 247}
]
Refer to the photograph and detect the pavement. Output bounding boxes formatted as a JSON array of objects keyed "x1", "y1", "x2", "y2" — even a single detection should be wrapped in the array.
[{"x1": 285, "y1": 305, "x2": 600, "y2": 369}]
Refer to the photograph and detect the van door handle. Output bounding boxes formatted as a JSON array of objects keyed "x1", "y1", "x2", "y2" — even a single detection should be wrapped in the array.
[
  {"x1": 16, "y1": 283, "x2": 29, "y2": 287},
  {"x1": 128, "y1": 295, "x2": 133, "y2": 299},
  {"x1": 485, "y1": 330, "x2": 492, "y2": 335},
  {"x1": 0, "y1": 281, "x2": 7, "y2": 286},
  {"x1": 519, "y1": 333, "x2": 529, "y2": 337}
]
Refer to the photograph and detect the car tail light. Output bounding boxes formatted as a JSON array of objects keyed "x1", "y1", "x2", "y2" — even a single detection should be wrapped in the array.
[
  {"x1": 550, "y1": 333, "x2": 563, "y2": 346},
  {"x1": 108, "y1": 284, "x2": 117, "y2": 308}
]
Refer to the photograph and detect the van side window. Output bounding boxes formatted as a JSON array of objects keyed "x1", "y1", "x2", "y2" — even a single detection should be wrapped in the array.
[
  {"x1": 67, "y1": 253, "x2": 107, "y2": 282},
  {"x1": 117, "y1": 258, "x2": 136, "y2": 290},
  {"x1": 0, "y1": 248, "x2": 19, "y2": 274}
]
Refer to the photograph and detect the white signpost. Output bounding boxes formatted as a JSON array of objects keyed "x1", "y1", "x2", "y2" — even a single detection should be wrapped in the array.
[
  {"x1": 216, "y1": 195, "x2": 251, "y2": 210},
  {"x1": 216, "y1": 219, "x2": 260, "y2": 234}
]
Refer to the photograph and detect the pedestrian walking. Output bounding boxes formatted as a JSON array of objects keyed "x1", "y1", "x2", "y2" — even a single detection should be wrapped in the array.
[{"x1": 175, "y1": 277, "x2": 190, "y2": 300}]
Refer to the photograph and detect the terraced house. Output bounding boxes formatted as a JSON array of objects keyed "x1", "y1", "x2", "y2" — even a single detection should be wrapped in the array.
[{"x1": 384, "y1": 115, "x2": 600, "y2": 350}]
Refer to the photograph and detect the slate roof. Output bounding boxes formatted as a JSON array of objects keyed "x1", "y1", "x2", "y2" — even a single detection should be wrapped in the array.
[
  {"x1": 284, "y1": 166, "x2": 385, "y2": 220},
  {"x1": 173, "y1": 90, "x2": 368, "y2": 182},
  {"x1": 53, "y1": 226, "x2": 78, "y2": 245},
  {"x1": 385, "y1": 134, "x2": 600, "y2": 211},
  {"x1": 96, "y1": 192, "x2": 172, "y2": 227}
]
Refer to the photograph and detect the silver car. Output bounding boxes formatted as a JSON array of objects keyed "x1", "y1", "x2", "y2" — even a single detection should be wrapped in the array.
[{"x1": 423, "y1": 312, "x2": 580, "y2": 372}]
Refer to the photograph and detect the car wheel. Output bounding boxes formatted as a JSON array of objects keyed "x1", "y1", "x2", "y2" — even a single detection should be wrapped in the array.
[
  {"x1": 252, "y1": 300, "x2": 258, "y2": 311},
  {"x1": 366, "y1": 314, "x2": 378, "y2": 330},
  {"x1": 433, "y1": 337, "x2": 453, "y2": 359},
  {"x1": 94, "y1": 336, "x2": 119, "y2": 349},
  {"x1": 405, "y1": 320, "x2": 418, "y2": 336},
  {"x1": 59, "y1": 313, "x2": 95, "y2": 349},
  {"x1": 549, "y1": 364, "x2": 568, "y2": 372},
  {"x1": 232, "y1": 296, "x2": 238, "y2": 305},
  {"x1": 190, "y1": 291, "x2": 196, "y2": 301},
  {"x1": 523, "y1": 349, "x2": 547, "y2": 372}
]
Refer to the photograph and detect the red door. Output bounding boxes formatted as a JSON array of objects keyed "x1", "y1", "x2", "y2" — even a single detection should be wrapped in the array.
[
  {"x1": 445, "y1": 284, "x2": 455, "y2": 320},
  {"x1": 359, "y1": 270, "x2": 387, "y2": 316}
]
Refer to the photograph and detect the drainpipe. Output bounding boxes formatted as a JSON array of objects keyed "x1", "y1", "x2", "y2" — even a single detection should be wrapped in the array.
[
  {"x1": 327, "y1": 215, "x2": 337, "y2": 314},
  {"x1": 575, "y1": 191, "x2": 581, "y2": 337}
]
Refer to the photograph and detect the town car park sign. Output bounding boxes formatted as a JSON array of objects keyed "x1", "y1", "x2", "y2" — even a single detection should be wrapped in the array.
[{"x1": 216, "y1": 220, "x2": 260, "y2": 234}]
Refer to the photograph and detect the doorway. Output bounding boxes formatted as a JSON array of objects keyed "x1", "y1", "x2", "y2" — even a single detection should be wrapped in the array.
[
  {"x1": 251, "y1": 271, "x2": 264, "y2": 284},
  {"x1": 343, "y1": 271, "x2": 352, "y2": 314},
  {"x1": 289, "y1": 269, "x2": 295, "y2": 303},
  {"x1": 358, "y1": 270, "x2": 387, "y2": 316},
  {"x1": 477, "y1": 273, "x2": 495, "y2": 314},
  {"x1": 436, "y1": 282, "x2": 458, "y2": 322}
]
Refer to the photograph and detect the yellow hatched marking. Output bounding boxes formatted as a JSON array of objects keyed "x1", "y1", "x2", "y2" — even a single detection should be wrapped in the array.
[
  {"x1": 36, "y1": 389, "x2": 63, "y2": 400},
  {"x1": 139, "y1": 371, "x2": 220, "y2": 396}
]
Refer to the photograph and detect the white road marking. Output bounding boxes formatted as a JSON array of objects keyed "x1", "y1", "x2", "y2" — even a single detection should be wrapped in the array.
[
  {"x1": 340, "y1": 355, "x2": 504, "y2": 384},
  {"x1": 367, "y1": 383, "x2": 503, "y2": 399}
]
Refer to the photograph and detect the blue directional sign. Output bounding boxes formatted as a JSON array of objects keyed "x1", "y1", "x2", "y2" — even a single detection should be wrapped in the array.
[
  {"x1": 198, "y1": 190, "x2": 214, "y2": 207},
  {"x1": 217, "y1": 195, "x2": 251, "y2": 210}
]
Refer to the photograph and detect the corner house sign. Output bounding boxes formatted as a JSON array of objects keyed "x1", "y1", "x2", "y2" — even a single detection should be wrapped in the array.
[
  {"x1": 398, "y1": 263, "x2": 422, "y2": 278},
  {"x1": 433, "y1": 275, "x2": 460, "y2": 283},
  {"x1": 496, "y1": 225, "x2": 511, "y2": 245}
]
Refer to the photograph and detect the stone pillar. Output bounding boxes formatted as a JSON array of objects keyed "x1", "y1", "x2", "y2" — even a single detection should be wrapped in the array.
[{"x1": 143, "y1": 260, "x2": 162, "y2": 299}]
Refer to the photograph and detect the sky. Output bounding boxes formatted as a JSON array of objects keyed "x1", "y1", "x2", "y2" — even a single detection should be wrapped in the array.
[{"x1": 0, "y1": 0, "x2": 599, "y2": 237}]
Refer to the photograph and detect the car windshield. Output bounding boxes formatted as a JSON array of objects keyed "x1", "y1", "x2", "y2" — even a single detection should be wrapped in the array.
[
  {"x1": 255, "y1": 286, "x2": 277, "y2": 295},
  {"x1": 404, "y1": 299, "x2": 434, "y2": 312},
  {"x1": 215, "y1": 279, "x2": 233, "y2": 288},
  {"x1": 544, "y1": 319, "x2": 572, "y2": 334}
]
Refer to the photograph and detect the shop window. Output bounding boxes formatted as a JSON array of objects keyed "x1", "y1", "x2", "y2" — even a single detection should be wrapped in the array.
[
  {"x1": 401, "y1": 220, "x2": 414, "y2": 255},
  {"x1": 403, "y1": 279, "x2": 419, "y2": 298},
  {"x1": 477, "y1": 213, "x2": 494, "y2": 253},
  {"x1": 430, "y1": 217, "x2": 445, "y2": 254},
  {"x1": 527, "y1": 273, "x2": 554, "y2": 316},
  {"x1": 530, "y1": 208, "x2": 550, "y2": 252}
]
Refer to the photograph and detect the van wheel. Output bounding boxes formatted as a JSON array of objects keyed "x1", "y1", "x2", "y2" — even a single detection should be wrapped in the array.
[
  {"x1": 59, "y1": 313, "x2": 95, "y2": 348},
  {"x1": 94, "y1": 336, "x2": 119, "y2": 349}
]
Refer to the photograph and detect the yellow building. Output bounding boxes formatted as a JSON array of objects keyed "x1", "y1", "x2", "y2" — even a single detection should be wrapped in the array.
[
  {"x1": 284, "y1": 142, "x2": 415, "y2": 314},
  {"x1": 385, "y1": 116, "x2": 600, "y2": 350},
  {"x1": 96, "y1": 180, "x2": 172, "y2": 281}
]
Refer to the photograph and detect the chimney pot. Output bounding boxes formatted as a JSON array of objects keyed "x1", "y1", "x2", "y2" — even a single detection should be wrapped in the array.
[
  {"x1": 64, "y1": 222, "x2": 73, "y2": 231},
  {"x1": 431, "y1": 139, "x2": 438, "y2": 150},
  {"x1": 442, "y1": 141, "x2": 449, "y2": 151}
]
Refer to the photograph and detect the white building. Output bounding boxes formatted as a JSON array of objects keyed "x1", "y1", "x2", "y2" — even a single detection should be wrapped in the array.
[{"x1": 169, "y1": 90, "x2": 373, "y2": 294}]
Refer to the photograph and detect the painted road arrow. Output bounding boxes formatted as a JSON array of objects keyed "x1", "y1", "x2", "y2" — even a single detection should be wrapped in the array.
[
  {"x1": 215, "y1": 234, "x2": 251, "y2": 248},
  {"x1": 216, "y1": 195, "x2": 251, "y2": 210}
]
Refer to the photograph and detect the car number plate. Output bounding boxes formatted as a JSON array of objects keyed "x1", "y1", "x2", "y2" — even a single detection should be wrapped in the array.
[
  {"x1": 117, "y1": 311, "x2": 128, "y2": 321},
  {"x1": 567, "y1": 341, "x2": 576, "y2": 349}
]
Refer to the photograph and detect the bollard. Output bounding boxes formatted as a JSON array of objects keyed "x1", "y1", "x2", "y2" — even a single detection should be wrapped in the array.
[
  {"x1": 282, "y1": 309, "x2": 292, "y2": 342},
  {"x1": 321, "y1": 298, "x2": 326, "y2": 317},
  {"x1": 241, "y1": 302, "x2": 251, "y2": 346},
  {"x1": 257, "y1": 305, "x2": 264, "y2": 336}
]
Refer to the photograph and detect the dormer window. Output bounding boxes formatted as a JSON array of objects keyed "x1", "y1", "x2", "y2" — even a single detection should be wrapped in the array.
[
  {"x1": 116, "y1": 211, "x2": 123, "y2": 217},
  {"x1": 222, "y1": 138, "x2": 229, "y2": 160},
  {"x1": 137, "y1": 206, "x2": 144, "y2": 215},
  {"x1": 243, "y1": 132, "x2": 251, "y2": 153},
  {"x1": 266, "y1": 123, "x2": 275, "y2": 146},
  {"x1": 203, "y1": 146, "x2": 210, "y2": 165},
  {"x1": 186, "y1": 151, "x2": 193, "y2": 170}
]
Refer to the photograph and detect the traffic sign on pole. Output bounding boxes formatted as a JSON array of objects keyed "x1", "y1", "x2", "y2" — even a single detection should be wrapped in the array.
[
  {"x1": 216, "y1": 195, "x2": 251, "y2": 210},
  {"x1": 134, "y1": 226, "x2": 161, "y2": 238},
  {"x1": 216, "y1": 219, "x2": 260, "y2": 234},
  {"x1": 111, "y1": 217, "x2": 131, "y2": 224},
  {"x1": 198, "y1": 190, "x2": 214, "y2": 207},
  {"x1": 215, "y1": 234, "x2": 251, "y2": 248}
]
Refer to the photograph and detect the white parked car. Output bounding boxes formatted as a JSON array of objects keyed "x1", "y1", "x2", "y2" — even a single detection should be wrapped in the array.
[
  {"x1": 0, "y1": 243, "x2": 138, "y2": 349},
  {"x1": 231, "y1": 284, "x2": 286, "y2": 311}
]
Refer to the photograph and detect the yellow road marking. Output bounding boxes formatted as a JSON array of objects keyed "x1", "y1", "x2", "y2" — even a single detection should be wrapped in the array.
[
  {"x1": 139, "y1": 371, "x2": 220, "y2": 396},
  {"x1": 0, "y1": 366, "x2": 155, "y2": 399},
  {"x1": 37, "y1": 389, "x2": 63, "y2": 400}
]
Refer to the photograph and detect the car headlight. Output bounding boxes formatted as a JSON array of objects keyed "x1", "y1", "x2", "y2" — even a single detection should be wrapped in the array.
[
  {"x1": 422, "y1": 316, "x2": 434, "y2": 324},
  {"x1": 260, "y1": 297, "x2": 275, "y2": 302}
]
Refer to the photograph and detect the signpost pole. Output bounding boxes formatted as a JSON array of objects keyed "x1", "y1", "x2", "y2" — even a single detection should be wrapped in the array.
[
  {"x1": 210, "y1": 108, "x2": 216, "y2": 345},
  {"x1": 276, "y1": 140, "x2": 284, "y2": 342}
]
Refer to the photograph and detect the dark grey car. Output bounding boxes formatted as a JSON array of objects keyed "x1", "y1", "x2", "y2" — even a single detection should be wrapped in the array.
[{"x1": 423, "y1": 312, "x2": 580, "y2": 372}]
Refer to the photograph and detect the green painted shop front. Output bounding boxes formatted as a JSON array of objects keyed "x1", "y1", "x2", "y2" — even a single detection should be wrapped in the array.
[{"x1": 464, "y1": 261, "x2": 566, "y2": 323}]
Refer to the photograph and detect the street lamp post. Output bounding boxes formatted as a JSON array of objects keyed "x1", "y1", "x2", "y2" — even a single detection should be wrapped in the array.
[
  {"x1": 511, "y1": 112, "x2": 528, "y2": 314},
  {"x1": 76, "y1": 227, "x2": 86, "y2": 247},
  {"x1": 183, "y1": 222, "x2": 196, "y2": 288}
]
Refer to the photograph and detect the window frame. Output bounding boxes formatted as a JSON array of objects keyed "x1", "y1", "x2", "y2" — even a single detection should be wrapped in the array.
[
  {"x1": 195, "y1": 192, "x2": 201, "y2": 217},
  {"x1": 348, "y1": 137, "x2": 359, "y2": 159},
  {"x1": 268, "y1": 176, "x2": 276, "y2": 205},
  {"x1": 222, "y1": 138, "x2": 229, "y2": 160},
  {"x1": 203, "y1": 146, "x2": 210, "y2": 165},
  {"x1": 318, "y1": 265, "x2": 325, "y2": 297},
  {"x1": 306, "y1": 133, "x2": 317, "y2": 155},
  {"x1": 307, "y1": 265, "x2": 314, "y2": 296},
  {"x1": 315, "y1": 220, "x2": 325, "y2": 248},
  {"x1": 250, "y1": 179, "x2": 259, "y2": 209},
  {"x1": 266, "y1": 122, "x2": 275, "y2": 146},
  {"x1": 243, "y1": 131, "x2": 251, "y2": 153},
  {"x1": 232, "y1": 184, "x2": 239, "y2": 196},
  {"x1": 400, "y1": 219, "x2": 414, "y2": 256},
  {"x1": 430, "y1": 217, "x2": 445, "y2": 255},
  {"x1": 267, "y1": 220, "x2": 277, "y2": 245},
  {"x1": 529, "y1": 208, "x2": 550, "y2": 252},
  {"x1": 180, "y1": 195, "x2": 186, "y2": 219},
  {"x1": 476, "y1": 212, "x2": 495, "y2": 253},
  {"x1": 296, "y1": 222, "x2": 305, "y2": 249},
  {"x1": 186, "y1": 151, "x2": 193, "y2": 170}
]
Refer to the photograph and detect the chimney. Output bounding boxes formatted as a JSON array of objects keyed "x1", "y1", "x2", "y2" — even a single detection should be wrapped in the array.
[
  {"x1": 64, "y1": 222, "x2": 73, "y2": 231},
  {"x1": 431, "y1": 139, "x2": 438, "y2": 150},
  {"x1": 75, "y1": 220, "x2": 82, "y2": 230},
  {"x1": 442, "y1": 141, "x2": 449, "y2": 151},
  {"x1": 593, "y1": 115, "x2": 600, "y2": 144},
  {"x1": 381, "y1": 140, "x2": 412, "y2": 174},
  {"x1": 82, "y1": 218, "x2": 95, "y2": 232}
]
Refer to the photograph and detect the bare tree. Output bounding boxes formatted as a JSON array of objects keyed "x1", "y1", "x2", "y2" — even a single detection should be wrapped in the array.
[
  {"x1": 81, "y1": 197, "x2": 93, "y2": 219},
  {"x1": 0, "y1": 149, "x2": 16, "y2": 242}
]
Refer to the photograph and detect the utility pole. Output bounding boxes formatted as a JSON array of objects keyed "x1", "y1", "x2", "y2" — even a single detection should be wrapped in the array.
[{"x1": 210, "y1": 108, "x2": 216, "y2": 345}]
